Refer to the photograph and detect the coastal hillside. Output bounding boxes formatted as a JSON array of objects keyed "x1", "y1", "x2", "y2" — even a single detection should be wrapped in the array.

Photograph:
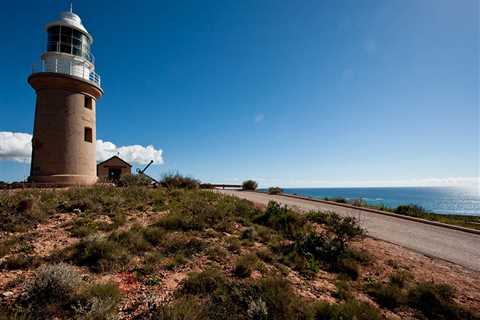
[{"x1": 0, "y1": 183, "x2": 479, "y2": 319}]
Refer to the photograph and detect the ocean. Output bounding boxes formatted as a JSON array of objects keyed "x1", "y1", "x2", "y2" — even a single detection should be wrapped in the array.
[{"x1": 277, "y1": 187, "x2": 480, "y2": 216}]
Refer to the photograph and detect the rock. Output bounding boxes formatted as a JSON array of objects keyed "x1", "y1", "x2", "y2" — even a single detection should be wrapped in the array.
[{"x1": 2, "y1": 291, "x2": 14, "y2": 297}]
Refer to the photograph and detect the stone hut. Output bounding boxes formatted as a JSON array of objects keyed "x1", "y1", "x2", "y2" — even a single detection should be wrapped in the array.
[{"x1": 97, "y1": 156, "x2": 131, "y2": 181}]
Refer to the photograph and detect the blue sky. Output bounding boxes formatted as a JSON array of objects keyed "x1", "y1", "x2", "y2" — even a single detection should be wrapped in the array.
[{"x1": 0, "y1": 0, "x2": 478, "y2": 188}]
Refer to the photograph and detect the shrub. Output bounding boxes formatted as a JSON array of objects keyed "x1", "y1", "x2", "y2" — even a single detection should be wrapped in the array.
[
  {"x1": 164, "y1": 254, "x2": 188, "y2": 270},
  {"x1": 366, "y1": 281, "x2": 405, "y2": 309},
  {"x1": 0, "y1": 237, "x2": 17, "y2": 258},
  {"x1": 268, "y1": 187, "x2": 283, "y2": 195},
  {"x1": 350, "y1": 198, "x2": 367, "y2": 207},
  {"x1": 117, "y1": 174, "x2": 152, "y2": 187},
  {"x1": 162, "y1": 233, "x2": 205, "y2": 258},
  {"x1": 1, "y1": 253, "x2": 36, "y2": 270},
  {"x1": 233, "y1": 254, "x2": 259, "y2": 278},
  {"x1": 24, "y1": 263, "x2": 82, "y2": 306},
  {"x1": 226, "y1": 237, "x2": 242, "y2": 253},
  {"x1": 333, "y1": 280, "x2": 353, "y2": 300},
  {"x1": 180, "y1": 268, "x2": 227, "y2": 295},
  {"x1": 255, "y1": 201, "x2": 307, "y2": 240},
  {"x1": 407, "y1": 282, "x2": 473, "y2": 320},
  {"x1": 69, "y1": 215, "x2": 115, "y2": 238},
  {"x1": 242, "y1": 180, "x2": 258, "y2": 191},
  {"x1": 161, "y1": 173, "x2": 200, "y2": 189},
  {"x1": 156, "y1": 191, "x2": 237, "y2": 232},
  {"x1": 324, "y1": 197, "x2": 347, "y2": 204},
  {"x1": 71, "y1": 235, "x2": 130, "y2": 272},
  {"x1": 0, "y1": 191, "x2": 55, "y2": 232},
  {"x1": 395, "y1": 204, "x2": 428, "y2": 217},
  {"x1": 307, "y1": 211, "x2": 364, "y2": 246},
  {"x1": 109, "y1": 227, "x2": 152, "y2": 252},
  {"x1": 142, "y1": 226, "x2": 166, "y2": 246},
  {"x1": 256, "y1": 276, "x2": 308, "y2": 320},
  {"x1": 389, "y1": 270, "x2": 412, "y2": 288},
  {"x1": 308, "y1": 299, "x2": 381, "y2": 320},
  {"x1": 240, "y1": 227, "x2": 257, "y2": 241},
  {"x1": 74, "y1": 282, "x2": 122, "y2": 320},
  {"x1": 148, "y1": 297, "x2": 206, "y2": 320},
  {"x1": 256, "y1": 248, "x2": 274, "y2": 263},
  {"x1": 155, "y1": 269, "x2": 313, "y2": 320},
  {"x1": 336, "y1": 257, "x2": 360, "y2": 280}
]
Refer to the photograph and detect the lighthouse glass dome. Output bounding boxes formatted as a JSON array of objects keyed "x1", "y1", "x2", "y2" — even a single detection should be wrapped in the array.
[
  {"x1": 36, "y1": 10, "x2": 101, "y2": 86},
  {"x1": 47, "y1": 26, "x2": 93, "y2": 62}
]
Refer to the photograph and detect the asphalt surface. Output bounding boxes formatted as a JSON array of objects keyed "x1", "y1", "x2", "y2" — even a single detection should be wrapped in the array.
[{"x1": 218, "y1": 190, "x2": 480, "y2": 271}]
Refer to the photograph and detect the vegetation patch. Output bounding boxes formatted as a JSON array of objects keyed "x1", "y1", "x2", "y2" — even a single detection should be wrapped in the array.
[
  {"x1": 365, "y1": 270, "x2": 478, "y2": 320},
  {"x1": 160, "y1": 173, "x2": 200, "y2": 189},
  {"x1": 242, "y1": 180, "x2": 258, "y2": 191},
  {"x1": 2, "y1": 263, "x2": 121, "y2": 319},
  {"x1": 268, "y1": 186, "x2": 283, "y2": 195}
]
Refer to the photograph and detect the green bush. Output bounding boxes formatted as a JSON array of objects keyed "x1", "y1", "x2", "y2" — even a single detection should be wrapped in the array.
[
  {"x1": 183, "y1": 271, "x2": 308, "y2": 320},
  {"x1": 161, "y1": 173, "x2": 200, "y2": 189},
  {"x1": 395, "y1": 204, "x2": 428, "y2": 217},
  {"x1": 1, "y1": 253, "x2": 36, "y2": 270},
  {"x1": 142, "y1": 225, "x2": 166, "y2": 246},
  {"x1": 242, "y1": 180, "x2": 258, "y2": 191},
  {"x1": 324, "y1": 197, "x2": 347, "y2": 204},
  {"x1": 308, "y1": 299, "x2": 381, "y2": 320},
  {"x1": 3, "y1": 263, "x2": 122, "y2": 319},
  {"x1": 109, "y1": 227, "x2": 152, "y2": 252},
  {"x1": 233, "y1": 254, "x2": 259, "y2": 278},
  {"x1": 0, "y1": 191, "x2": 55, "y2": 232},
  {"x1": 407, "y1": 282, "x2": 474, "y2": 320},
  {"x1": 148, "y1": 297, "x2": 206, "y2": 320},
  {"x1": 180, "y1": 268, "x2": 227, "y2": 295},
  {"x1": 161, "y1": 232, "x2": 205, "y2": 258},
  {"x1": 333, "y1": 280, "x2": 353, "y2": 300},
  {"x1": 0, "y1": 237, "x2": 17, "y2": 258},
  {"x1": 268, "y1": 187, "x2": 283, "y2": 195},
  {"x1": 350, "y1": 198, "x2": 367, "y2": 207},
  {"x1": 71, "y1": 235, "x2": 130, "y2": 272},
  {"x1": 255, "y1": 201, "x2": 307, "y2": 240},
  {"x1": 388, "y1": 270, "x2": 412, "y2": 288},
  {"x1": 365, "y1": 281, "x2": 405, "y2": 310},
  {"x1": 24, "y1": 263, "x2": 82, "y2": 307},
  {"x1": 306, "y1": 211, "x2": 364, "y2": 245},
  {"x1": 117, "y1": 173, "x2": 152, "y2": 187},
  {"x1": 74, "y1": 281, "x2": 122, "y2": 320}
]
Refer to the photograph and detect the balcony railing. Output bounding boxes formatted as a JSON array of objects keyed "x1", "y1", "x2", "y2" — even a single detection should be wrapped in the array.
[{"x1": 32, "y1": 58, "x2": 101, "y2": 86}]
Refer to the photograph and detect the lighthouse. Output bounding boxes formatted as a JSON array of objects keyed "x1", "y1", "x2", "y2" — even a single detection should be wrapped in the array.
[{"x1": 28, "y1": 7, "x2": 103, "y2": 185}]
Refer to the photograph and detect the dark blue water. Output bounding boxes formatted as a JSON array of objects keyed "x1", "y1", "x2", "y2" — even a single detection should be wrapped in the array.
[{"x1": 278, "y1": 187, "x2": 480, "y2": 216}]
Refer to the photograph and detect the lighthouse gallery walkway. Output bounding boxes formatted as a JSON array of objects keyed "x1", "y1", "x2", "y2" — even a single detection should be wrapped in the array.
[{"x1": 217, "y1": 190, "x2": 480, "y2": 271}]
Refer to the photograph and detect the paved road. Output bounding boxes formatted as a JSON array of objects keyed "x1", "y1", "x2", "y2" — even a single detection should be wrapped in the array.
[{"x1": 218, "y1": 190, "x2": 480, "y2": 271}]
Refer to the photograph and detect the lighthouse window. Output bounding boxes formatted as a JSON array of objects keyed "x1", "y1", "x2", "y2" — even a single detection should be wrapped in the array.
[
  {"x1": 84, "y1": 127, "x2": 93, "y2": 143},
  {"x1": 85, "y1": 96, "x2": 93, "y2": 110},
  {"x1": 47, "y1": 26, "x2": 92, "y2": 62}
]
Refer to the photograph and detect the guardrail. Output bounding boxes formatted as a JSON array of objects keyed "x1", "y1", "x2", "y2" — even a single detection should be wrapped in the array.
[
  {"x1": 32, "y1": 59, "x2": 101, "y2": 86},
  {"x1": 201, "y1": 183, "x2": 242, "y2": 189}
]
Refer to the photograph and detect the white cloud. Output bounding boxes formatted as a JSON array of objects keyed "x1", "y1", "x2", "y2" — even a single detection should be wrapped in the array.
[
  {"x1": 0, "y1": 132, "x2": 32, "y2": 162},
  {"x1": 96, "y1": 140, "x2": 163, "y2": 165},
  {"x1": 0, "y1": 132, "x2": 164, "y2": 166}
]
